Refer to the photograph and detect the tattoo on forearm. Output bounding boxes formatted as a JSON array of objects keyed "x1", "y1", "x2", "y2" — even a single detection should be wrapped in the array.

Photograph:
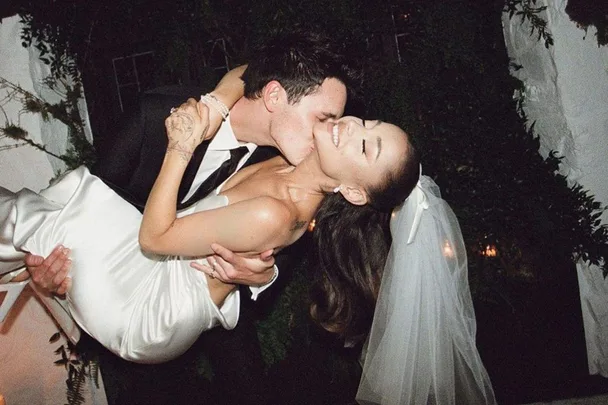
[
  {"x1": 167, "y1": 112, "x2": 196, "y2": 163},
  {"x1": 290, "y1": 220, "x2": 307, "y2": 232},
  {"x1": 166, "y1": 141, "x2": 193, "y2": 163}
]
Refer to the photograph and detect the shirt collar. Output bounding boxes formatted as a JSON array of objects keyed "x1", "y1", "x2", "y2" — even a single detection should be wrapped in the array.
[{"x1": 208, "y1": 116, "x2": 241, "y2": 151}]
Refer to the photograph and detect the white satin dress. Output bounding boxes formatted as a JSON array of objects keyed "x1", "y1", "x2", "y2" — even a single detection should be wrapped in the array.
[{"x1": 0, "y1": 167, "x2": 240, "y2": 363}]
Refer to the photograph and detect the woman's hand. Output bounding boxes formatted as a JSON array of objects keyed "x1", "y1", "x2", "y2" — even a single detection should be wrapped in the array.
[{"x1": 164, "y1": 98, "x2": 210, "y2": 159}]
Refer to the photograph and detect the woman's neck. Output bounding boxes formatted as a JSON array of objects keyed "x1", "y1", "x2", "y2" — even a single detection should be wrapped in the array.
[{"x1": 281, "y1": 154, "x2": 335, "y2": 205}]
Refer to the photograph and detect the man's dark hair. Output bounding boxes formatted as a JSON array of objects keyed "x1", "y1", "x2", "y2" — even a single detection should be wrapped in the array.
[{"x1": 241, "y1": 29, "x2": 359, "y2": 104}]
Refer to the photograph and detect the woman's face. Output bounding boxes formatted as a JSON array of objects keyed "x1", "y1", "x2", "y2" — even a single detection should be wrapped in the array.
[{"x1": 313, "y1": 116, "x2": 408, "y2": 195}]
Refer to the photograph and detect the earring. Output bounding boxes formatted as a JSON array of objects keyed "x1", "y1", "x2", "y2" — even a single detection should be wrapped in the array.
[{"x1": 333, "y1": 186, "x2": 341, "y2": 193}]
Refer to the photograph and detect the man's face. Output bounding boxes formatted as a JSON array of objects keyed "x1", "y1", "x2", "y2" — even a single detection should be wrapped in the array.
[{"x1": 270, "y1": 77, "x2": 347, "y2": 165}]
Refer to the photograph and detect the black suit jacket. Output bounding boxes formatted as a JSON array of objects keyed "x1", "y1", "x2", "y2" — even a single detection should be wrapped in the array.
[
  {"x1": 93, "y1": 87, "x2": 283, "y2": 212},
  {"x1": 92, "y1": 87, "x2": 207, "y2": 210}
]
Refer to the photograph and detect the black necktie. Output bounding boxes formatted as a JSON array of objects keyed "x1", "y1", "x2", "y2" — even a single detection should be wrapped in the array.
[{"x1": 178, "y1": 146, "x2": 249, "y2": 210}]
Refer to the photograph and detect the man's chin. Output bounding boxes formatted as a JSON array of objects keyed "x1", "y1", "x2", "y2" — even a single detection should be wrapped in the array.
[{"x1": 280, "y1": 150, "x2": 305, "y2": 166}]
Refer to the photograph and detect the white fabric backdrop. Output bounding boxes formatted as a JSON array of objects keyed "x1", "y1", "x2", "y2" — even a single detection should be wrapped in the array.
[
  {"x1": 0, "y1": 15, "x2": 106, "y2": 405},
  {"x1": 502, "y1": 0, "x2": 608, "y2": 377}
]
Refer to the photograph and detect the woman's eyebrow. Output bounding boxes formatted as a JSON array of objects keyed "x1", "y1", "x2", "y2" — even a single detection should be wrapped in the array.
[{"x1": 375, "y1": 136, "x2": 382, "y2": 161}]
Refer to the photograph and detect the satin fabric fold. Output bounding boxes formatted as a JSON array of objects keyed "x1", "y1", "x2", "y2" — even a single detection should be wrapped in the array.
[{"x1": 0, "y1": 167, "x2": 239, "y2": 363}]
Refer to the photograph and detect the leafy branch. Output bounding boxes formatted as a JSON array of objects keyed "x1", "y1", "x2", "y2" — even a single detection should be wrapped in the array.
[
  {"x1": 19, "y1": 12, "x2": 82, "y2": 84},
  {"x1": 0, "y1": 76, "x2": 95, "y2": 170},
  {"x1": 50, "y1": 332, "x2": 99, "y2": 405},
  {"x1": 504, "y1": 0, "x2": 554, "y2": 48}
]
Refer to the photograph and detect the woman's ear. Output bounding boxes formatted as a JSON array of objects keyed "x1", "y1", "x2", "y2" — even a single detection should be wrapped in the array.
[
  {"x1": 340, "y1": 185, "x2": 368, "y2": 206},
  {"x1": 262, "y1": 81, "x2": 285, "y2": 112}
]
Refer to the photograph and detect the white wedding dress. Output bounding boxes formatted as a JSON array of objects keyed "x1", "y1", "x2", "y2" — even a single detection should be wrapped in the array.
[{"x1": 0, "y1": 166, "x2": 239, "y2": 364}]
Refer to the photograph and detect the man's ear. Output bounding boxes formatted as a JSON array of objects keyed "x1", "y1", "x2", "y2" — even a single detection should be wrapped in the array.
[
  {"x1": 340, "y1": 185, "x2": 368, "y2": 206},
  {"x1": 262, "y1": 81, "x2": 286, "y2": 112}
]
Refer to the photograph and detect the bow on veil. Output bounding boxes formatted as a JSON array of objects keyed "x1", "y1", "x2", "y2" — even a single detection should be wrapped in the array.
[{"x1": 356, "y1": 175, "x2": 497, "y2": 405}]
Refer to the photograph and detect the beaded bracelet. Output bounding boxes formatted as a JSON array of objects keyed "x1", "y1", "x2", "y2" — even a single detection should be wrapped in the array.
[{"x1": 200, "y1": 93, "x2": 230, "y2": 120}]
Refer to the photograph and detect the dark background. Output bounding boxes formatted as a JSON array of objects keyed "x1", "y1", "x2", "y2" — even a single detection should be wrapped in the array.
[{"x1": 4, "y1": 0, "x2": 608, "y2": 403}]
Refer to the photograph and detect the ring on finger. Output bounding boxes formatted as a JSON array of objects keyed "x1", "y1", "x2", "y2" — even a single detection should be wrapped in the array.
[
  {"x1": 209, "y1": 270, "x2": 216, "y2": 279},
  {"x1": 170, "y1": 107, "x2": 177, "y2": 114}
]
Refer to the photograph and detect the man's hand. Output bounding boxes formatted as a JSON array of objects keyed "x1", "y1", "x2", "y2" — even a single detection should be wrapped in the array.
[
  {"x1": 190, "y1": 243, "x2": 276, "y2": 286},
  {"x1": 25, "y1": 245, "x2": 72, "y2": 295}
]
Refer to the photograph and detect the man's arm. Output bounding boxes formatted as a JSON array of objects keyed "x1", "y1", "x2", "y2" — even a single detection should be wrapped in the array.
[
  {"x1": 25, "y1": 243, "x2": 276, "y2": 296},
  {"x1": 91, "y1": 101, "x2": 145, "y2": 188},
  {"x1": 192, "y1": 243, "x2": 276, "y2": 286}
]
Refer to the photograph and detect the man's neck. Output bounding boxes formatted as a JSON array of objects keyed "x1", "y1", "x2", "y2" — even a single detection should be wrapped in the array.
[{"x1": 229, "y1": 97, "x2": 275, "y2": 147}]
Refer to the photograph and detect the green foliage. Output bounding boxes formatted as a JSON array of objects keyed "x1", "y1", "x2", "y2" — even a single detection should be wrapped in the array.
[
  {"x1": 199, "y1": 0, "x2": 376, "y2": 62},
  {"x1": 566, "y1": 0, "x2": 608, "y2": 46},
  {"x1": 503, "y1": 0, "x2": 554, "y2": 48},
  {"x1": 1, "y1": 124, "x2": 28, "y2": 141},
  {"x1": 0, "y1": 76, "x2": 95, "y2": 170},
  {"x1": 50, "y1": 332, "x2": 100, "y2": 405},
  {"x1": 255, "y1": 262, "x2": 310, "y2": 368},
  {"x1": 19, "y1": 11, "x2": 81, "y2": 84}
]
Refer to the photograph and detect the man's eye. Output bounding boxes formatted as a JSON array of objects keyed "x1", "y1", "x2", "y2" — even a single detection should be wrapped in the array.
[{"x1": 362, "y1": 139, "x2": 366, "y2": 154}]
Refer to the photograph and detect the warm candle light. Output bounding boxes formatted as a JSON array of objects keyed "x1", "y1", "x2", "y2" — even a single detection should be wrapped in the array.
[
  {"x1": 443, "y1": 240, "x2": 454, "y2": 258},
  {"x1": 482, "y1": 244, "x2": 497, "y2": 257}
]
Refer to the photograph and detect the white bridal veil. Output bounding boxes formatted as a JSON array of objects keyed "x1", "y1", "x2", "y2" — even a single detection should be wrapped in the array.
[{"x1": 357, "y1": 175, "x2": 497, "y2": 405}]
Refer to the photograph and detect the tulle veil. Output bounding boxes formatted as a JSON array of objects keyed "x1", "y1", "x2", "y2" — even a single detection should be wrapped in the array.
[{"x1": 356, "y1": 175, "x2": 497, "y2": 405}]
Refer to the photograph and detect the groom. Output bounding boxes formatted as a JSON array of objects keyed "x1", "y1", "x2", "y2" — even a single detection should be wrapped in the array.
[{"x1": 26, "y1": 30, "x2": 356, "y2": 404}]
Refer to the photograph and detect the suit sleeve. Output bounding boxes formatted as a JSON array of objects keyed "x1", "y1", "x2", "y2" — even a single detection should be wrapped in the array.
[
  {"x1": 91, "y1": 87, "x2": 207, "y2": 209},
  {"x1": 90, "y1": 98, "x2": 145, "y2": 189}
]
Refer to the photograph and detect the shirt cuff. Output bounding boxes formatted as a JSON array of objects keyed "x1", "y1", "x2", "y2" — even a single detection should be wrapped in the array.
[{"x1": 248, "y1": 265, "x2": 279, "y2": 301}]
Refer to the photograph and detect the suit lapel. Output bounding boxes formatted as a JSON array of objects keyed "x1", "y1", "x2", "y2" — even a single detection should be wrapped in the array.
[{"x1": 242, "y1": 146, "x2": 279, "y2": 168}]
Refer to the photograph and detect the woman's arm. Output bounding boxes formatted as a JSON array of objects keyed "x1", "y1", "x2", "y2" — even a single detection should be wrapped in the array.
[
  {"x1": 139, "y1": 98, "x2": 208, "y2": 253},
  {"x1": 214, "y1": 65, "x2": 247, "y2": 104},
  {"x1": 139, "y1": 65, "x2": 246, "y2": 254},
  {"x1": 140, "y1": 194, "x2": 294, "y2": 257},
  {"x1": 201, "y1": 65, "x2": 246, "y2": 142}
]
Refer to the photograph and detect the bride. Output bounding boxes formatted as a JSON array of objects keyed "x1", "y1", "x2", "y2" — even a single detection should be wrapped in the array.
[{"x1": 0, "y1": 89, "x2": 418, "y2": 362}]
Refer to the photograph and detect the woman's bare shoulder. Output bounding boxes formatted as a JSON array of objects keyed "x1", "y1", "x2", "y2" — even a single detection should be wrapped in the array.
[{"x1": 246, "y1": 195, "x2": 296, "y2": 227}]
